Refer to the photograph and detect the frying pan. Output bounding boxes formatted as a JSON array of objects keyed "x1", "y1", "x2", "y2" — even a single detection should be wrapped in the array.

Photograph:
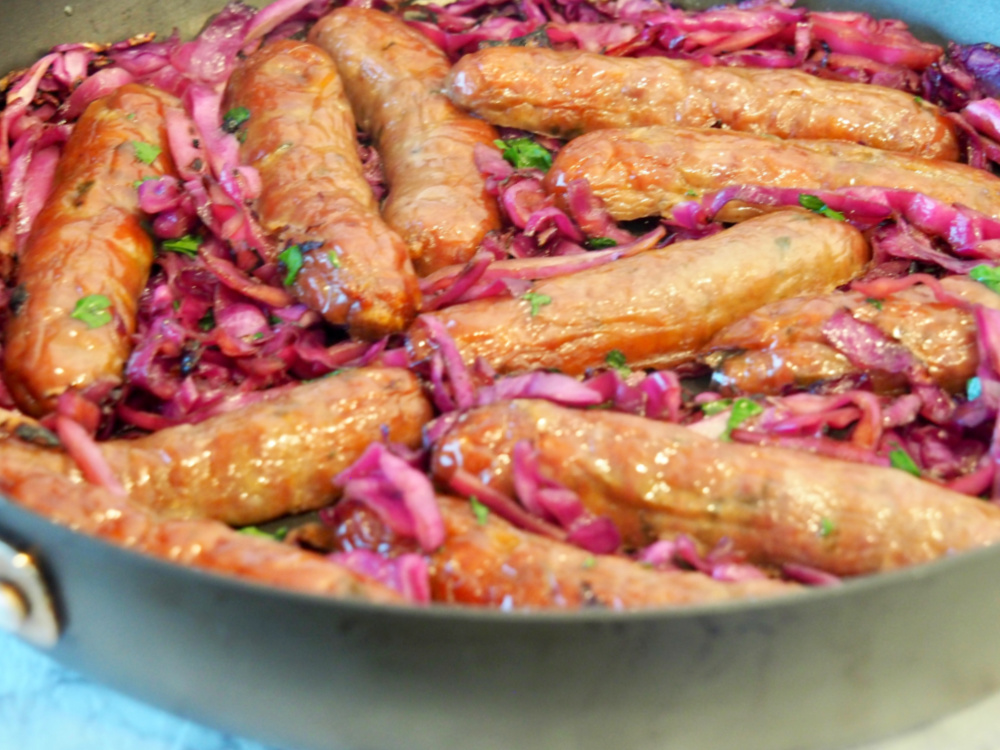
[{"x1": 2, "y1": 1, "x2": 1000, "y2": 749}]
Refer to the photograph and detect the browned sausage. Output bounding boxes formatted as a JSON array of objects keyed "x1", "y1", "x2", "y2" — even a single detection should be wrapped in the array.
[
  {"x1": 0, "y1": 456, "x2": 403, "y2": 603},
  {"x1": 330, "y1": 497, "x2": 798, "y2": 610},
  {"x1": 309, "y1": 8, "x2": 502, "y2": 274},
  {"x1": 408, "y1": 211, "x2": 870, "y2": 375},
  {"x1": 0, "y1": 368, "x2": 433, "y2": 527},
  {"x1": 3, "y1": 84, "x2": 179, "y2": 416},
  {"x1": 706, "y1": 276, "x2": 1000, "y2": 395},
  {"x1": 226, "y1": 40, "x2": 421, "y2": 340},
  {"x1": 429, "y1": 400, "x2": 1000, "y2": 577},
  {"x1": 544, "y1": 127, "x2": 1000, "y2": 224},
  {"x1": 446, "y1": 46, "x2": 959, "y2": 160}
]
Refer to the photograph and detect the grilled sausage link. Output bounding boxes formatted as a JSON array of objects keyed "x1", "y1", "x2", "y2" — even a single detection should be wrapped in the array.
[
  {"x1": 408, "y1": 211, "x2": 870, "y2": 375},
  {"x1": 446, "y1": 46, "x2": 959, "y2": 160},
  {"x1": 0, "y1": 455, "x2": 403, "y2": 603},
  {"x1": 309, "y1": 7, "x2": 502, "y2": 274},
  {"x1": 226, "y1": 40, "x2": 421, "y2": 339},
  {"x1": 705, "y1": 276, "x2": 1000, "y2": 395},
  {"x1": 3, "y1": 84, "x2": 179, "y2": 416},
  {"x1": 430, "y1": 400, "x2": 1000, "y2": 577},
  {"x1": 0, "y1": 368, "x2": 432, "y2": 527},
  {"x1": 544, "y1": 127, "x2": 1000, "y2": 223},
  {"x1": 329, "y1": 497, "x2": 798, "y2": 610}
]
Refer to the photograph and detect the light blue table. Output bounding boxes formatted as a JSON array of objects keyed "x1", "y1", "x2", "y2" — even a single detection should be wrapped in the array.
[{"x1": 3, "y1": 630, "x2": 1000, "y2": 750}]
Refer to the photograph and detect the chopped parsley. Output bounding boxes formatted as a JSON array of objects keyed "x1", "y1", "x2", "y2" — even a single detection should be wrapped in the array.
[
  {"x1": 818, "y1": 517, "x2": 836, "y2": 538},
  {"x1": 888, "y1": 444, "x2": 921, "y2": 477},
  {"x1": 132, "y1": 175, "x2": 160, "y2": 188},
  {"x1": 222, "y1": 106, "x2": 251, "y2": 134},
  {"x1": 279, "y1": 244, "x2": 304, "y2": 286},
  {"x1": 239, "y1": 525, "x2": 288, "y2": 541},
  {"x1": 198, "y1": 309, "x2": 215, "y2": 332},
  {"x1": 582, "y1": 555, "x2": 597, "y2": 570},
  {"x1": 798, "y1": 193, "x2": 846, "y2": 222},
  {"x1": 470, "y1": 496, "x2": 490, "y2": 525},
  {"x1": 605, "y1": 349, "x2": 631, "y2": 376},
  {"x1": 586, "y1": 237, "x2": 618, "y2": 249},
  {"x1": 970, "y1": 264, "x2": 1000, "y2": 294},
  {"x1": 523, "y1": 291, "x2": 552, "y2": 316},
  {"x1": 70, "y1": 294, "x2": 112, "y2": 328},
  {"x1": 866, "y1": 297, "x2": 884, "y2": 310},
  {"x1": 131, "y1": 140, "x2": 162, "y2": 165},
  {"x1": 721, "y1": 397, "x2": 763, "y2": 441},
  {"x1": 161, "y1": 235, "x2": 202, "y2": 257},
  {"x1": 494, "y1": 137, "x2": 552, "y2": 171},
  {"x1": 328, "y1": 251, "x2": 341, "y2": 269},
  {"x1": 700, "y1": 398, "x2": 733, "y2": 416}
]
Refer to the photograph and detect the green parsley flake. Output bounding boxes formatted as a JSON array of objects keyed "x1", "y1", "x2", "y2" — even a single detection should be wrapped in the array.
[
  {"x1": 774, "y1": 236, "x2": 791, "y2": 251},
  {"x1": 970, "y1": 264, "x2": 1000, "y2": 294},
  {"x1": 131, "y1": 140, "x2": 162, "y2": 165},
  {"x1": 582, "y1": 555, "x2": 597, "y2": 570},
  {"x1": 470, "y1": 496, "x2": 490, "y2": 525},
  {"x1": 328, "y1": 251, "x2": 341, "y2": 269},
  {"x1": 798, "y1": 193, "x2": 846, "y2": 222},
  {"x1": 721, "y1": 397, "x2": 763, "y2": 441},
  {"x1": 866, "y1": 297, "x2": 884, "y2": 310},
  {"x1": 700, "y1": 398, "x2": 733, "y2": 416},
  {"x1": 968, "y1": 376, "x2": 983, "y2": 401},
  {"x1": 586, "y1": 237, "x2": 618, "y2": 249},
  {"x1": 199, "y1": 309, "x2": 215, "y2": 332},
  {"x1": 523, "y1": 291, "x2": 552, "y2": 316},
  {"x1": 222, "y1": 106, "x2": 251, "y2": 134},
  {"x1": 279, "y1": 244, "x2": 304, "y2": 286},
  {"x1": 494, "y1": 137, "x2": 552, "y2": 171},
  {"x1": 818, "y1": 517, "x2": 836, "y2": 538},
  {"x1": 889, "y1": 445, "x2": 921, "y2": 477},
  {"x1": 71, "y1": 294, "x2": 113, "y2": 328},
  {"x1": 133, "y1": 175, "x2": 160, "y2": 188},
  {"x1": 239, "y1": 526, "x2": 288, "y2": 541},
  {"x1": 605, "y1": 349, "x2": 631, "y2": 376},
  {"x1": 161, "y1": 235, "x2": 202, "y2": 257}
]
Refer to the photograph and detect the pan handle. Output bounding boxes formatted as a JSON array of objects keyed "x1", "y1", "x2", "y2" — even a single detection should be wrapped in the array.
[{"x1": 0, "y1": 537, "x2": 59, "y2": 648}]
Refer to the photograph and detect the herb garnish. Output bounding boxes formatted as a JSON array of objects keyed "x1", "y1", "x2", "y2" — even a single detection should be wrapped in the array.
[
  {"x1": 70, "y1": 294, "x2": 112, "y2": 328},
  {"x1": 222, "y1": 106, "x2": 251, "y2": 134},
  {"x1": 605, "y1": 349, "x2": 631, "y2": 376},
  {"x1": 161, "y1": 235, "x2": 202, "y2": 257},
  {"x1": 798, "y1": 194, "x2": 846, "y2": 222},
  {"x1": 586, "y1": 237, "x2": 618, "y2": 249},
  {"x1": 131, "y1": 140, "x2": 162, "y2": 165},
  {"x1": 279, "y1": 244, "x2": 304, "y2": 286},
  {"x1": 970, "y1": 264, "x2": 1000, "y2": 294},
  {"x1": 495, "y1": 137, "x2": 552, "y2": 171},
  {"x1": 523, "y1": 291, "x2": 552, "y2": 316},
  {"x1": 888, "y1": 444, "x2": 921, "y2": 477},
  {"x1": 470, "y1": 496, "x2": 490, "y2": 525}
]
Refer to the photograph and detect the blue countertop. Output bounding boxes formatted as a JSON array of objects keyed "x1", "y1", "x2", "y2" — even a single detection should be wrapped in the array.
[{"x1": 3, "y1": 630, "x2": 1000, "y2": 750}]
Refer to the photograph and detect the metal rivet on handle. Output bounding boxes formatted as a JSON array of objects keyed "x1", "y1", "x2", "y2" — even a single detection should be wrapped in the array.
[
  {"x1": 0, "y1": 540, "x2": 59, "y2": 647},
  {"x1": 0, "y1": 581, "x2": 27, "y2": 633}
]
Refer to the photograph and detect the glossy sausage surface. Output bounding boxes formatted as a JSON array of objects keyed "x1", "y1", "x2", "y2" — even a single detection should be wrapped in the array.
[
  {"x1": 446, "y1": 46, "x2": 959, "y2": 160},
  {"x1": 226, "y1": 39, "x2": 421, "y2": 340},
  {"x1": 409, "y1": 211, "x2": 870, "y2": 375},
  {"x1": 545, "y1": 126, "x2": 1000, "y2": 223},
  {"x1": 430, "y1": 400, "x2": 1000, "y2": 576},
  {"x1": 309, "y1": 8, "x2": 502, "y2": 274},
  {"x1": 3, "y1": 84, "x2": 178, "y2": 416}
]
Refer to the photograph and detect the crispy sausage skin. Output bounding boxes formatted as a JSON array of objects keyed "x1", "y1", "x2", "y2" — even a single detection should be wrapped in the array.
[
  {"x1": 408, "y1": 211, "x2": 870, "y2": 375},
  {"x1": 430, "y1": 401, "x2": 1000, "y2": 577},
  {"x1": 3, "y1": 84, "x2": 178, "y2": 416},
  {"x1": 0, "y1": 368, "x2": 432, "y2": 526},
  {"x1": 309, "y1": 8, "x2": 502, "y2": 274},
  {"x1": 446, "y1": 46, "x2": 959, "y2": 160},
  {"x1": 544, "y1": 127, "x2": 1000, "y2": 224},
  {"x1": 705, "y1": 276, "x2": 1000, "y2": 395},
  {"x1": 329, "y1": 497, "x2": 797, "y2": 610},
  {"x1": 226, "y1": 40, "x2": 420, "y2": 340},
  {"x1": 0, "y1": 458, "x2": 402, "y2": 603}
]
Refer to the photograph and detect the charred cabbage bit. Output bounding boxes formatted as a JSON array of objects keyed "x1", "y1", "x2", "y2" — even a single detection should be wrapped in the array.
[
  {"x1": 470, "y1": 496, "x2": 490, "y2": 525},
  {"x1": 522, "y1": 291, "x2": 552, "y2": 316},
  {"x1": 889, "y1": 444, "x2": 921, "y2": 477},
  {"x1": 131, "y1": 140, "x2": 162, "y2": 165},
  {"x1": 161, "y1": 235, "x2": 202, "y2": 257},
  {"x1": 222, "y1": 105, "x2": 251, "y2": 133},
  {"x1": 279, "y1": 244, "x2": 304, "y2": 286},
  {"x1": 798, "y1": 193, "x2": 846, "y2": 222},
  {"x1": 495, "y1": 137, "x2": 552, "y2": 171},
  {"x1": 70, "y1": 294, "x2": 112, "y2": 328},
  {"x1": 605, "y1": 349, "x2": 631, "y2": 376},
  {"x1": 722, "y1": 397, "x2": 764, "y2": 441},
  {"x1": 970, "y1": 264, "x2": 1000, "y2": 294}
]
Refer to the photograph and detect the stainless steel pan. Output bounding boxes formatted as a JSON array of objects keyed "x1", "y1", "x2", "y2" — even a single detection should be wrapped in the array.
[{"x1": 2, "y1": 2, "x2": 1000, "y2": 749}]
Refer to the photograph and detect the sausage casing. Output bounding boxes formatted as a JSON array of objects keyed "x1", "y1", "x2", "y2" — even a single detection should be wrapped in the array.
[
  {"x1": 446, "y1": 46, "x2": 959, "y2": 160},
  {"x1": 545, "y1": 126, "x2": 1000, "y2": 223},
  {"x1": 409, "y1": 211, "x2": 870, "y2": 375},
  {"x1": 3, "y1": 84, "x2": 178, "y2": 416},
  {"x1": 309, "y1": 8, "x2": 502, "y2": 274},
  {"x1": 226, "y1": 40, "x2": 421, "y2": 339}
]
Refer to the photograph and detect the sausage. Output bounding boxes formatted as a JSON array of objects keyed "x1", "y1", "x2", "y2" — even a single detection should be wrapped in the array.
[
  {"x1": 705, "y1": 276, "x2": 1000, "y2": 395},
  {"x1": 408, "y1": 211, "x2": 870, "y2": 375},
  {"x1": 226, "y1": 40, "x2": 420, "y2": 340},
  {"x1": 544, "y1": 126, "x2": 1000, "y2": 224},
  {"x1": 429, "y1": 400, "x2": 1000, "y2": 576},
  {"x1": 329, "y1": 497, "x2": 798, "y2": 610},
  {"x1": 0, "y1": 456, "x2": 403, "y2": 603},
  {"x1": 0, "y1": 368, "x2": 433, "y2": 527},
  {"x1": 3, "y1": 84, "x2": 179, "y2": 416},
  {"x1": 308, "y1": 7, "x2": 502, "y2": 274},
  {"x1": 445, "y1": 46, "x2": 959, "y2": 160}
]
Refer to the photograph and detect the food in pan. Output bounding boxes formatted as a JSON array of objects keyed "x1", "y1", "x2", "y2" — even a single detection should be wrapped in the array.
[{"x1": 4, "y1": 0, "x2": 1000, "y2": 609}]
